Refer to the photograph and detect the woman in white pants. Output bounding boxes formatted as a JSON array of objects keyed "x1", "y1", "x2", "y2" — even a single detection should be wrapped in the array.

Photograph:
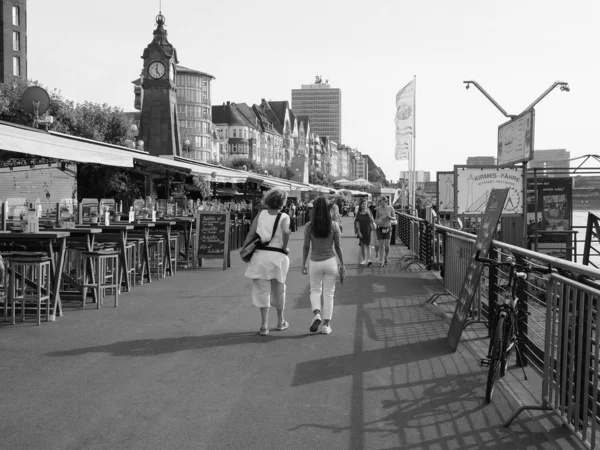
[
  {"x1": 302, "y1": 197, "x2": 345, "y2": 335},
  {"x1": 243, "y1": 188, "x2": 291, "y2": 336}
]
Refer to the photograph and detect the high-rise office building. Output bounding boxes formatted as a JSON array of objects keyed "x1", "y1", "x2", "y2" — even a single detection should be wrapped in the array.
[
  {"x1": 530, "y1": 149, "x2": 570, "y2": 177},
  {"x1": 467, "y1": 156, "x2": 495, "y2": 166},
  {"x1": 1, "y1": 0, "x2": 27, "y2": 83},
  {"x1": 291, "y1": 76, "x2": 341, "y2": 143}
]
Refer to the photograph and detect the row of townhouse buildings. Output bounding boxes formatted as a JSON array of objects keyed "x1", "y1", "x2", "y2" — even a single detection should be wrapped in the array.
[
  {"x1": 127, "y1": 15, "x2": 371, "y2": 184},
  {"x1": 211, "y1": 100, "x2": 367, "y2": 183}
]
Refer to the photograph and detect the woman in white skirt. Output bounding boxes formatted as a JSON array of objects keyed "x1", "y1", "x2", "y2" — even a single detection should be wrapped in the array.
[
  {"x1": 243, "y1": 188, "x2": 291, "y2": 336},
  {"x1": 302, "y1": 197, "x2": 345, "y2": 335}
]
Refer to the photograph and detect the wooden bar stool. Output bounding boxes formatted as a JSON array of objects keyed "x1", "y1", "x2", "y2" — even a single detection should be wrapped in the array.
[
  {"x1": 8, "y1": 254, "x2": 52, "y2": 325},
  {"x1": 168, "y1": 232, "x2": 179, "y2": 276},
  {"x1": 81, "y1": 250, "x2": 119, "y2": 308},
  {"x1": 147, "y1": 238, "x2": 165, "y2": 280},
  {"x1": 120, "y1": 241, "x2": 136, "y2": 291},
  {"x1": 126, "y1": 237, "x2": 144, "y2": 286}
]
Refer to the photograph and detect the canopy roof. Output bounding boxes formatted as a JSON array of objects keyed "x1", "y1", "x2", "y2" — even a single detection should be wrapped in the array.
[{"x1": 0, "y1": 121, "x2": 136, "y2": 167}]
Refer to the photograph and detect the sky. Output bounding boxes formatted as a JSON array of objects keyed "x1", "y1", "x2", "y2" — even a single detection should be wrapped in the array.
[{"x1": 27, "y1": 0, "x2": 600, "y2": 182}]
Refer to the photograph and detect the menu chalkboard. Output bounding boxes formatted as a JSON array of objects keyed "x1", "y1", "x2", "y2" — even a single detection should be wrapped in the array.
[
  {"x1": 447, "y1": 188, "x2": 509, "y2": 352},
  {"x1": 194, "y1": 211, "x2": 230, "y2": 270}
]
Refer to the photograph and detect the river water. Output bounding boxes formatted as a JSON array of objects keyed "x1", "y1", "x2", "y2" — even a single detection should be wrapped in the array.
[{"x1": 572, "y1": 210, "x2": 599, "y2": 263}]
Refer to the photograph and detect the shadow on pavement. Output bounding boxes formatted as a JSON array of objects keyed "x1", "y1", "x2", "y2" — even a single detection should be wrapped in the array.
[{"x1": 46, "y1": 331, "x2": 318, "y2": 358}]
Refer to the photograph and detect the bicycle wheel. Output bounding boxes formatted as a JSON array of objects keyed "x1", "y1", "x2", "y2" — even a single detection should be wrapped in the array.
[{"x1": 486, "y1": 315, "x2": 506, "y2": 403}]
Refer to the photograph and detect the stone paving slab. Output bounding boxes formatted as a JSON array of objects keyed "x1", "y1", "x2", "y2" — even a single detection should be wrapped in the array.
[{"x1": 0, "y1": 217, "x2": 586, "y2": 450}]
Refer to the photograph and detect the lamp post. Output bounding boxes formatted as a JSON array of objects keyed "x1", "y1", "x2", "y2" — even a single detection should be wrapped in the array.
[{"x1": 463, "y1": 79, "x2": 570, "y2": 248}]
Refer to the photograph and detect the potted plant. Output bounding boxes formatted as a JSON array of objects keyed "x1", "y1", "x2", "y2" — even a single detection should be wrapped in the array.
[
  {"x1": 90, "y1": 211, "x2": 99, "y2": 224},
  {"x1": 110, "y1": 209, "x2": 120, "y2": 222},
  {"x1": 141, "y1": 207, "x2": 149, "y2": 219}
]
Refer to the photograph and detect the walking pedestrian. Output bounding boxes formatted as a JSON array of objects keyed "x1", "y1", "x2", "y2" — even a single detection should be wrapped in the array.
[
  {"x1": 375, "y1": 196, "x2": 396, "y2": 267},
  {"x1": 354, "y1": 200, "x2": 376, "y2": 266},
  {"x1": 288, "y1": 200, "x2": 297, "y2": 232},
  {"x1": 243, "y1": 188, "x2": 291, "y2": 336},
  {"x1": 302, "y1": 197, "x2": 345, "y2": 335}
]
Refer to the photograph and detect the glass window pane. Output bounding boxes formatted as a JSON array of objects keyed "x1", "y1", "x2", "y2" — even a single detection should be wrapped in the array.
[
  {"x1": 12, "y1": 57, "x2": 20, "y2": 76},
  {"x1": 13, "y1": 32, "x2": 20, "y2": 51},
  {"x1": 12, "y1": 6, "x2": 20, "y2": 26}
]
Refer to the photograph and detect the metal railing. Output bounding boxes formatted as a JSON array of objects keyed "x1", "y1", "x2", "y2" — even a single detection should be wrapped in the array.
[
  {"x1": 396, "y1": 212, "x2": 432, "y2": 270},
  {"x1": 400, "y1": 211, "x2": 600, "y2": 448},
  {"x1": 504, "y1": 273, "x2": 600, "y2": 447}
]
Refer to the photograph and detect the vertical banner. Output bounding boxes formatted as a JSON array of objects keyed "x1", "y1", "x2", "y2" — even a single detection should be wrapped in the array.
[
  {"x1": 447, "y1": 188, "x2": 509, "y2": 351},
  {"x1": 395, "y1": 79, "x2": 415, "y2": 161}
]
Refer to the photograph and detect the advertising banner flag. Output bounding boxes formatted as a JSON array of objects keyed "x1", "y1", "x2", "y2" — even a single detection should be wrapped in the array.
[{"x1": 395, "y1": 79, "x2": 415, "y2": 161}]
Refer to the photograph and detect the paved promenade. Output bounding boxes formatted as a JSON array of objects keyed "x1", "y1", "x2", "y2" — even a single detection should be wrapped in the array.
[{"x1": 0, "y1": 217, "x2": 585, "y2": 449}]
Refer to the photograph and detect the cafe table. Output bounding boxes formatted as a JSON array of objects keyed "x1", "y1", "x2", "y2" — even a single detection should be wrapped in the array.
[
  {"x1": 0, "y1": 230, "x2": 70, "y2": 321},
  {"x1": 170, "y1": 217, "x2": 195, "y2": 268},
  {"x1": 77, "y1": 224, "x2": 134, "y2": 291},
  {"x1": 140, "y1": 219, "x2": 176, "y2": 276}
]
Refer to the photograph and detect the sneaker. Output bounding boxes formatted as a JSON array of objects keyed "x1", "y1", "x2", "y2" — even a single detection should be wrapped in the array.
[
  {"x1": 359, "y1": 260, "x2": 367, "y2": 266},
  {"x1": 310, "y1": 314, "x2": 322, "y2": 333},
  {"x1": 367, "y1": 260, "x2": 372, "y2": 267},
  {"x1": 384, "y1": 259, "x2": 389, "y2": 265},
  {"x1": 380, "y1": 262, "x2": 385, "y2": 268},
  {"x1": 321, "y1": 324, "x2": 332, "y2": 335}
]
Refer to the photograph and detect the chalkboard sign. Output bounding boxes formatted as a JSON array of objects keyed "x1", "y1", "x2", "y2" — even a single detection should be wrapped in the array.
[
  {"x1": 447, "y1": 188, "x2": 509, "y2": 352},
  {"x1": 194, "y1": 211, "x2": 230, "y2": 270}
]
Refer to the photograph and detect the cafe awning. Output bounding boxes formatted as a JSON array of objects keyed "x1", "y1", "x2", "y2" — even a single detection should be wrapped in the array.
[
  {"x1": 0, "y1": 121, "x2": 135, "y2": 167},
  {"x1": 161, "y1": 156, "x2": 248, "y2": 183}
]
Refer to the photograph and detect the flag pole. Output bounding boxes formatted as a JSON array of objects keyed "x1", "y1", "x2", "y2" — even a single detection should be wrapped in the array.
[{"x1": 411, "y1": 75, "x2": 417, "y2": 214}]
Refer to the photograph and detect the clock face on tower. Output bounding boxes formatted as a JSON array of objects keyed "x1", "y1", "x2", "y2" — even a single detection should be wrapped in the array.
[{"x1": 148, "y1": 61, "x2": 165, "y2": 79}]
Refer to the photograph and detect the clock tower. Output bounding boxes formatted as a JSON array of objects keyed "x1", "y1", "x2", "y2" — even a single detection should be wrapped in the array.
[{"x1": 138, "y1": 13, "x2": 180, "y2": 157}]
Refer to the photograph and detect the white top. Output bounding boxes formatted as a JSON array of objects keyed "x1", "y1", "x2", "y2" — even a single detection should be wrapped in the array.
[{"x1": 256, "y1": 210, "x2": 286, "y2": 248}]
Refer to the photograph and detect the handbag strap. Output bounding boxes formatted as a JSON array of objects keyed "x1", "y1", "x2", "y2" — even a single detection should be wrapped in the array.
[{"x1": 266, "y1": 212, "x2": 282, "y2": 245}]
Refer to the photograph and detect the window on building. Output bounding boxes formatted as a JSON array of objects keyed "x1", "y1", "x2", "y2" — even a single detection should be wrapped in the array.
[
  {"x1": 12, "y1": 57, "x2": 20, "y2": 77},
  {"x1": 13, "y1": 32, "x2": 20, "y2": 51},
  {"x1": 243, "y1": 129, "x2": 247, "y2": 138},
  {"x1": 12, "y1": 6, "x2": 20, "y2": 26},
  {"x1": 233, "y1": 129, "x2": 237, "y2": 138}
]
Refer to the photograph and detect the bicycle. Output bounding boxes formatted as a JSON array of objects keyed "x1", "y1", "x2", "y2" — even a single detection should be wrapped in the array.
[{"x1": 475, "y1": 251, "x2": 553, "y2": 403}]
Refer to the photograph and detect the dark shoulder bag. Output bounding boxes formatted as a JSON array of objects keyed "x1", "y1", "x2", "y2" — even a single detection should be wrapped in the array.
[{"x1": 240, "y1": 213, "x2": 283, "y2": 263}]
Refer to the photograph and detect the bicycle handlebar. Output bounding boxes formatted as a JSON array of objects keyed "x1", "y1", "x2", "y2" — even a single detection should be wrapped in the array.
[{"x1": 474, "y1": 250, "x2": 553, "y2": 275}]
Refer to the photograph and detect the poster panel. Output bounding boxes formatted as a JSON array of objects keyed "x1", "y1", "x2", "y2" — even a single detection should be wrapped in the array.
[
  {"x1": 447, "y1": 188, "x2": 509, "y2": 351},
  {"x1": 437, "y1": 171, "x2": 454, "y2": 214},
  {"x1": 526, "y1": 177, "x2": 573, "y2": 260},
  {"x1": 497, "y1": 109, "x2": 534, "y2": 166},
  {"x1": 454, "y1": 166, "x2": 524, "y2": 216}
]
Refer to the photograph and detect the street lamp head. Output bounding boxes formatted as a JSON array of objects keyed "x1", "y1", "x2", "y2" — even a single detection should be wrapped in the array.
[{"x1": 560, "y1": 84, "x2": 570, "y2": 92}]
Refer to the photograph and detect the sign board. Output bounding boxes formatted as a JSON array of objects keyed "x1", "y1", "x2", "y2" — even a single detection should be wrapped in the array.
[
  {"x1": 194, "y1": 211, "x2": 230, "y2": 270},
  {"x1": 454, "y1": 166, "x2": 524, "y2": 216},
  {"x1": 447, "y1": 188, "x2": 510, "y2": 351},
  {"x1": 527, "y1": 177, "x2": 573, "y2": 260},
  {"x1": 497, "y1": 109, "x2": 534, "y2": 166},
  {"x1": 437, "y1": 171, "x2": 455, "y2": 214}
]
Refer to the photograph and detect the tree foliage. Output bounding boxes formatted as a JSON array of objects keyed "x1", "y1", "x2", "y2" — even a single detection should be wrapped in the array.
[
  {"x1": 0, "y1": 78, "x2": 133, "y2": 146},
  {"x1": 1, "y1": 78, "x2": 138, "y2": 201}
]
